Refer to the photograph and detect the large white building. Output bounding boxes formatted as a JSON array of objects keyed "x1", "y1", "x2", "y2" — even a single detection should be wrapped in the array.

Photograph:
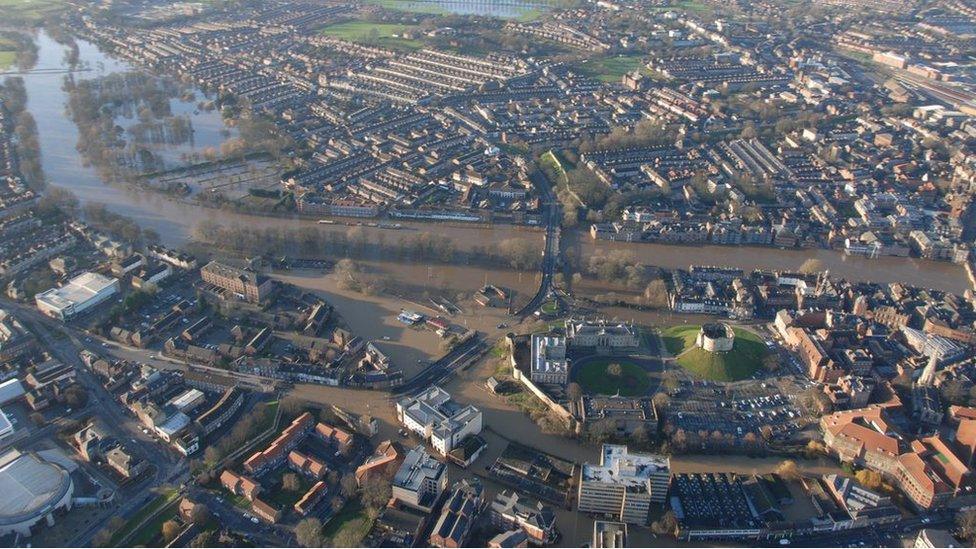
[
  {"x1": 578, "y1": 444, "x2": 670, "y2": 525},
  {"x1": 0, "y1": 450, "x2": 74, "y2": 537},
  {"x1": 566, "y1": 319, "x2": 639, "y2": 350},
  {"x1": 392, "y1": 446, "x2": 448, "y2": 512},
  {"x1": 35, "y1": 272, "x2": 120, "y2": 321},
  {"x1": 396, "y1": 386, "x2": 482, "y2": 456},
  {"x1": 530, "y1": 333, "x2": 569, "y2": 385}
]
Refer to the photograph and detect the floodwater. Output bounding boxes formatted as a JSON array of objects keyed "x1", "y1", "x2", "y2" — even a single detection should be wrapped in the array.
[
  {"x1": 20, "y1": 30, "x2": 971, "y2": 296},
  {"x1": 384, "y1": 0, "x2": 551, "y2": 18},
  {"x1": 571, "y1": 232, "x2": 971, "y2": 295}
]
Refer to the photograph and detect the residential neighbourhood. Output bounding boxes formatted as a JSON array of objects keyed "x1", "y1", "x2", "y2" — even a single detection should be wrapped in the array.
[{"x1": 3, "y1": 0, "x2": 976, "y2": 546}]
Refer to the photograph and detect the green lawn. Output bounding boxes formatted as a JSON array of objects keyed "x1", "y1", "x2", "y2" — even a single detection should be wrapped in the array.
[
  {"x1": 582, "y1": 54, "x2": 648, "y2": 83},
  {"x1": 323, "y1": 500, "x2": 374, "y2": 546},
  {"x1": 263, "y1": 469, "x2": 313, "y2": 510},
  {"x1": 662, "y1": 325, "x2": 766, "y2": 381},
  {"x1": 0, "y1": 51, "x2": 15, "y2": 70},
  {"x1": 0, "y1": 0, "x2": 65, "y2": 23},
  {"x1": 320, "y1": 21, "x2": 424, "y2": 50},
  {"x1": 673, "y1": 0, "x2": 713, "y2": 13},
  {"x1": 110, "y1": 487, "x2": 180, "y2": 546},
  {"x1": 127, "y1": 504, "x2": 178, "y2": 547},
  {"x1": 577, "y1": 358, "x2": 651, "y2": 397}
]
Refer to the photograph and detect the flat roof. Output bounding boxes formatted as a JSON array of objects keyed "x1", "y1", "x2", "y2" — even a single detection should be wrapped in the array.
[{"x1": 35, "y1": 272, "x2": 118, "y2": 312}]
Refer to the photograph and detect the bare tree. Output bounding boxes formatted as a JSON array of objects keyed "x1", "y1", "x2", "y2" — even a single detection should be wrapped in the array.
[{"x1": 295, "y1": 518, "x2": 324, "y2": 548}]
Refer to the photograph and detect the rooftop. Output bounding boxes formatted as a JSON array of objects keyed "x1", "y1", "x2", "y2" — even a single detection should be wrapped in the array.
[{"x1": 0, "y1": 450, "x2": 72, "y2": 526}]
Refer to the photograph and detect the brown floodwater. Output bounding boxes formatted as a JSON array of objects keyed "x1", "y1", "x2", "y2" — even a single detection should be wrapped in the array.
[{"x1": 569, "y1": 232, "x2": 970, "y2": 294}]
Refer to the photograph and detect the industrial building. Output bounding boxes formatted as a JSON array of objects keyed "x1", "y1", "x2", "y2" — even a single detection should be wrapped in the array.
[{"x1": 35, "y1": 272, "x2": 120, "y2": 321}]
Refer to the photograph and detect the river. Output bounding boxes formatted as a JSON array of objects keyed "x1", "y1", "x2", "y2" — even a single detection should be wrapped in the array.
[{"x1": 18, "y1": 30, "x2": 972, "y2": 295}]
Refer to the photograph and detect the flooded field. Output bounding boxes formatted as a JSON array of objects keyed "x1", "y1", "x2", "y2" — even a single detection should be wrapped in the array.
[{"x1": 274, "y1": 259, "x2": 530, "y2": 378}]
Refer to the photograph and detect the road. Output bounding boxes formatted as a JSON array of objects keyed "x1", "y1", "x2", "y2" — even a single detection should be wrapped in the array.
[
  {"x1": 0, "y1": 298, "x2": 186, "y2": 547},
  {"x1": 189, "y1": 487, "x2": 292, "y2": 547},
  {"x1": 394, "y1": 333, "x2": 488, "y2": 396},
  {"x1": 514, "y1": 169, "x2": 561, "y2": 318}
]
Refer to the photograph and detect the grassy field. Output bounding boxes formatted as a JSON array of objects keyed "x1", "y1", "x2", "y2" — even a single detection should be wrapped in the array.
[
  {"x1": 320, "y1": 21, "x2": 424, "y2": 50},
  {"x1": 110, "y1": 487, "x2": 181, "y2": 546},
  {"x1": 662, "y1": 325, "x2": 766, "y2": 381},
  {"x1": 0, "y1": 0, "x2": 65, "y2": 24},
  {"x1": 126, "y1": 504, "x2": 179, "y2": 547},
  {"x1": 0, "y1": 36, "x2": 19, "y2": 70},
  {"x1": 583, "y1": 54, "x2": 648, "y2": 83},
  {"x1": 577, "y1": 358, "x2": 651, "y2": 396},
  {"x1": 323, "y1": 500, "x2": 374, "y2": 546},
  {"x1": 0, "y1": 51, "x2": 14, "y2": 70},
  {"x1": 264, "y1": 468, "x2": 313, "y2": 510}
]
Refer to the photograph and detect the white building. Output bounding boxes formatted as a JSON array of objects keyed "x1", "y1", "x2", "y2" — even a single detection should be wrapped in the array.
[
  {"x1": 392, "y1": 446, "x2": 448, "y2": 512},
  {"x1": 0, "y1": 409, "x2": 12, "y2": 441},
  {"x1": 578, "y1": 444, "x2": 670, "y2": 524},
  {"x1": 0, "y1": 449, "x2": 74, "y2": 537},
  {"x1": 396, "y1": 386, "x2": 482, "y2": 455},
  {"x1": 35, "y1": 272, "x2": 120, "y2": 321},
  {"x1": 566, "y1": 319, "x2": 639, "y2": 350},
  {"x1": 530, "y1": 333, "x2": 569, "y2": 385}
]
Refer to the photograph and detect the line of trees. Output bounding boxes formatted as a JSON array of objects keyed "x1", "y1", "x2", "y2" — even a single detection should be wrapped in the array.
[{"x1": 192, "y1": 220, "x2": 543, "y2": 272}]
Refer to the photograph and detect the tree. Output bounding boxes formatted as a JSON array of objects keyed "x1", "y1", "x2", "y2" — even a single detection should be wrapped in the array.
[
  {"x1": 774, "y1": 459, "x2": 800, "y2": 480},
  {"x1": 63, "y1": 385, "x2": 89, "y2": 407},
  {"x1": 161, "y1": 520, "x2": 182, "y2": 543},
  {"x1": 331, "y1": 496, "x2": 345, "y2": 513},
  {"x1": 282, "y1": 473, "x2": 301, "y2": 492},
  {"x1": 854, "y1": 469, "x2": 883, "y2": 490},
  {"x1": 804, "y1": 440, "x2": 826, "y2": 458},
  {"x1": 340, "y1": 473, "x2": 358, "y2": 498},
  {"x1": 606, "y1": 363, "x2": 623, "y2": 377},
  {"x1": 798, "y1": 258, "x2": 825, "y2": 274},
  {"x1": 632, "y1": 423, "x2": 651, "y2": 446},
  {"x1": 362, "y1": 476, "x2": 392, "y2": 509},
  {"x1": 957, "y1": 509, "x2": 976, "y2": 542},
  {"x1": 587, "y1": 418, "x2": 617, "y2": 443},
  {"x1": 651, "y1": 511, "x2": 678, "y2": 536},
  {"x1": 643, "y1": 279, "x2": 669, "y2": 308},
  {"x1": 333, "y1": 526, "x2": 365, "y2": 548},
  {"x1": 652, "y1": 392, "x2": 670, "y2": 411},
  {"x1": 762, "y1": 353, "x2": 780, "y2": 372},
  {"x1": 566, "y1": 382, "x2": 583, "y2": 403},
  {"x1": 295, "y1": 518, "x2": 324, "y2": 548},
  {"x1": 190, "y1": 503, "x2": 211, "y2": 525},
  {"x1": 29, "y1": 412, "x2": 45, "y2": 426},
  {"x1": 189, "y1": 531, "x2": 213, "y2": 548},
  {"x1": 203, "y1": 446, "x2": 222, "y2": 465},
  {"x1": 661, "y1": 371, "x2": 680, "y2": 392}
]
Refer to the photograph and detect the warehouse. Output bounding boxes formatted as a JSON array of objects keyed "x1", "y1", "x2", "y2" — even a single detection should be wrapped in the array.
[{"x1": 35, "y1": 272, "x2": 120, "y2": 321}]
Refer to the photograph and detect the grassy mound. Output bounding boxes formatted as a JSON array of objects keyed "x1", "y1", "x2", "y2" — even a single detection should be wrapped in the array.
[
  {"x1": 661, "y1": 325, "x2": 766, "y2": 382},
  {"x1": 577, "y1": 358, "x2": 650, "y2": 397}
]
